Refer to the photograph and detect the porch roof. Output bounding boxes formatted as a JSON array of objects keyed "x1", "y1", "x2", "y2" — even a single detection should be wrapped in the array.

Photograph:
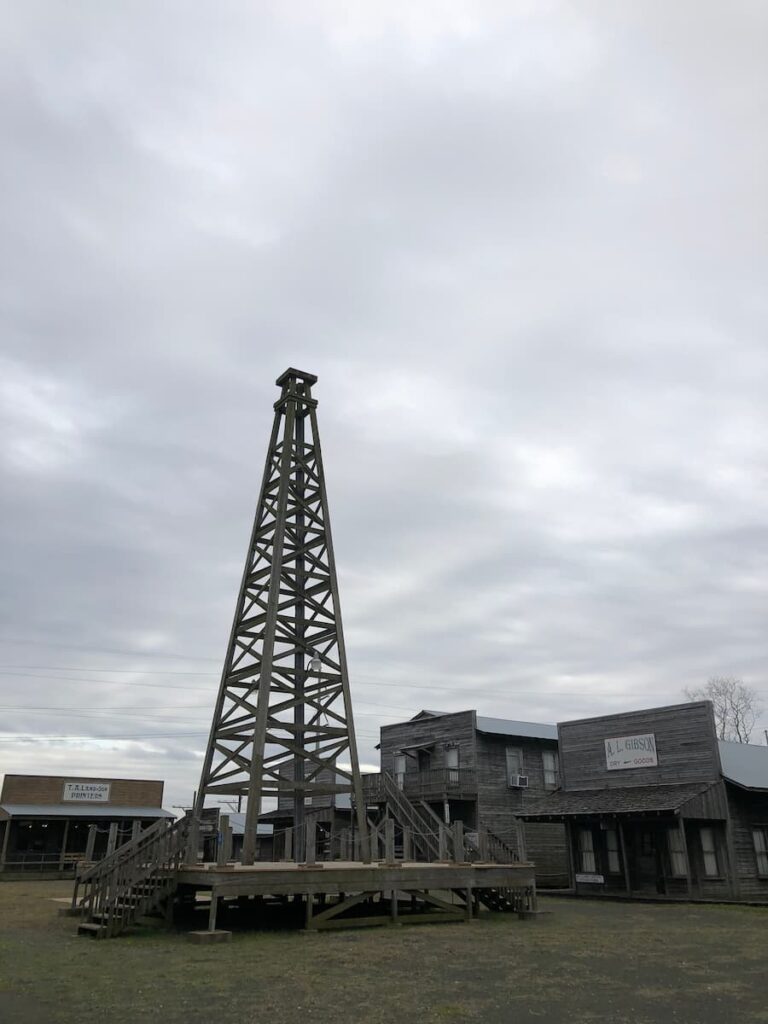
[
  {"x1": 0, "y1": 804, "x2": 174, "y2": 820},
  {"x1": 517, "y1": 782, "x2": 716, "y2": 821}
]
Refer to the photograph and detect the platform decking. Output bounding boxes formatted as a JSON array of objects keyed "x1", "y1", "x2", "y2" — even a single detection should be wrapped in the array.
[{"x1": 176, "y1": 859, "x2": 538, "y2": 932}]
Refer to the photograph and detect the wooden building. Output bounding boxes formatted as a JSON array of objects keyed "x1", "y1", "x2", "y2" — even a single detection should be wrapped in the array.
[
  {"x1": 0, "y1": 774, "x2": 173, "y2": 875},
  {"x1": 518, "y1": 701, "x2": 768, "y2": 902},
  {"x1": 365, "y1": 710, "x2": 569, "y2": 886}
]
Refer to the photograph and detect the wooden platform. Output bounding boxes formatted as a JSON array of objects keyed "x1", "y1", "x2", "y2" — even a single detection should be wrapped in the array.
[{"x1": 176, "y1": 860, "x2": 537, "y2": 931}]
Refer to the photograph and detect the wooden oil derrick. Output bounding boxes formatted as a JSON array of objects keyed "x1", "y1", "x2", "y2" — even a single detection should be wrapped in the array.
[{"x1": 195, "y1": 368, "x2": 370, "y2": 864}]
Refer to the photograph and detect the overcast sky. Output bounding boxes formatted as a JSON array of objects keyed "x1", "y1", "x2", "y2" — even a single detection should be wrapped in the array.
[{"x1": 1, "y1": 2, "x2": 767, "y2": 810}]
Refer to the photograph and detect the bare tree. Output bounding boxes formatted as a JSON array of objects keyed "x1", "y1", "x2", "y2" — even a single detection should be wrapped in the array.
[{"x1": 684, "y1": 676, "x2": 763, "y2": 743}]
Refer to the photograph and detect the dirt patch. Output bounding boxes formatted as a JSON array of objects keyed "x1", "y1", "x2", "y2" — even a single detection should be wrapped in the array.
[{"x1": 0, "y1": 882, "x2": 766, "y2": 1024}]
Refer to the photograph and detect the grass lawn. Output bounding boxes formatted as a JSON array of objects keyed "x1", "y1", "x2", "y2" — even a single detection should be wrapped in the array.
[{"x1": 1, "y1": 880, "x2": 766, "y2": 1024}]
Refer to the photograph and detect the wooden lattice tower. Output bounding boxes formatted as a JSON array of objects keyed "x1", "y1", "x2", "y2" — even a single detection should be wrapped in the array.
[{"x1": 196, "y1": 368, "x2": 370, "y2": 864}]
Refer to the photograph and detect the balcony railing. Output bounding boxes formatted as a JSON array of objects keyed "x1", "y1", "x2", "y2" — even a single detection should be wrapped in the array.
[{"x1": 362, "y1": 768, "x2": 477, "y2": 803}]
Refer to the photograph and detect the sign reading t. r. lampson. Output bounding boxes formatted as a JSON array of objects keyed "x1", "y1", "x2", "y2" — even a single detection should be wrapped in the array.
[
  {"x1": 63, "y1": 782, "x2": 111, "y2": 802},
  {"x1": 604, "y1": 734, "x2": 657, "y2": 771}
]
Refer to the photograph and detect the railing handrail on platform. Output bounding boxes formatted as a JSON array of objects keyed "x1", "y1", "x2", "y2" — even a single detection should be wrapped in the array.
[{"x1": 72, "y1": 815, "x2": 191, "y2": 938}]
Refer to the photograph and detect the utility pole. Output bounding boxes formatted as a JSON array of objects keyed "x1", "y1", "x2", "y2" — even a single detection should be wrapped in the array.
[{"x1": 194, "y1": 369, "x2": 370, "y2": 864}]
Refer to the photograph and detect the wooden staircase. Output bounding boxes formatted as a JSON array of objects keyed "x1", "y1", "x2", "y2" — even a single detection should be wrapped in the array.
[
  {"x1": 380, "y1": 772, "x2": 441, "y2": 860},
  {"x1": 72, "y1": 815, "x2": 191, "y2": 938}
]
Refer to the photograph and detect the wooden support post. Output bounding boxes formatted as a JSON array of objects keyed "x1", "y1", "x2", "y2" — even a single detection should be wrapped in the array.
[
  {"x1": 478, "y1": 827, "x2": 489, "y2": 861},
  {"x1": 283, "y1": 827, "x2": 293, "y2": 862},
  {"x1": 678, "y1": 817, "x2": 693, "y2": 899},
  {"x1": 438, "y1": 825, "x2": 449, "y2": 861},
  {"x1": 369, "y1": 825, "x2": 379, "y2": 861},
  {"x1": 390, "y1": 889, "x2": 399, "y2": 922},
  {"x1": 465, "y1": 886, "x2": 473, "y2": 922},
  {"x1": 304, "y1": 821, "x2": 316, "y2": 865},
  {"x1": 618, "y1": 820, "x2": 631, "y2": 895},
  {"x1": 452, "y1": 821, "x2": 464, "y2": 863},
  {"x1": 208, "y1": 890, "x2": 219, "y2": 932},
  {"x1": 384, "y1": 819, "x2": 395, "y2": 865},
  {"x1": 84, "y1": 824, "x2": 96, "y2": 863},
  {"x1": 186, "y1": 816, "x2": 200, "y2": 864},
  {"x1": 106, "y1": 822, "x2": 118, "y2": 856},
  {"x1": 515, "y1": 818, "x2": 527, "y2": 861},
  {"x1": 565, "y1": 821, "x2": 576, "y2": 891},
  {"x1": 1, "y1": 820, "x2": 11, "y2": 871},
  {"x1": 217, "y1": 815, "x2": 229, "y2": 866},
  {"x1": 131, "y1": 820, "x2": 142, "y2": 842},
  {"x1": 58, "y1": 819, "x2": 70, "y2": 871},
  {"x1": 305, "y1": 893, "x2": 314, "y2": 929},
  {"x1": 402, "y1": 827, "x2": 412, "y2": 862}
]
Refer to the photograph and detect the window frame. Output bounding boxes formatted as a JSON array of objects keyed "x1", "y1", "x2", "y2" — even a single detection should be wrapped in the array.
[
  {"x1": 752, "y1": 827, "x2": 768, "y2": 877},
  {"x1": 667, "y1": 827, "x2": 688, "y2": 878},
  {"x1": 505, "y1": 747, "x2": 524, "y2": 786},
  {"x1": 699, "y1": 826, "x2": 720, "y2": 878},
  {"x1": 604, "y1": 828, "x2": 621, "y2": 874},
  {"x1": 578, "y1": 828, "x2": 596, "y2": 874},
  {"x1": 542, "y1": 750, "x2": 559, "y2": 790}
]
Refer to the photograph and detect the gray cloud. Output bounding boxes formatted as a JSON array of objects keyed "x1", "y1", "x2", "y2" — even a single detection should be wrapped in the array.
[{"x1": 1, "y1": 2, "x2": 767, "y2": 807}]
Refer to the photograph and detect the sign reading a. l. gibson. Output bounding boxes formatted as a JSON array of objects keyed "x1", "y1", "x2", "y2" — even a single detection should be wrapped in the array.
[
  {"x1": 63, "y1": 782, "x2": 111, "y2": 802},
  {"x1": 604, "y1": 734, "x2": 657, "y2": 771}
]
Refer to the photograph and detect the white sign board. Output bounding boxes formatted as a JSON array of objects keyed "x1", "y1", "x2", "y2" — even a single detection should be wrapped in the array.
[
  {"x1": 604, "y1": 734, "x2": 657, "y2": 771},
  {"x1": 63, "y1": 782, "x2": 111, "y2": 802},
  {"x1": 575, "y1": 873, "x2": 604, "y2": 884}
]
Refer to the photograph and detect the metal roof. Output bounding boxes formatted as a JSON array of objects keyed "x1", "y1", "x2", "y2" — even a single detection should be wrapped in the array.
[
  {"x1": 0, "y1": 804, "x2": 174, "y2": 819},
  {"x1": 412, "y1": 710, "x2": 558, "y2": 741},
  {"x1": 518, "y1": 782, "x2": 715, "y2": 820},
  {"x1": 475, "y1": 715, "x2": 558, "y2": 741},
  {"x1": 718, "y1": 740, "x2": 768, "y2": 790}
]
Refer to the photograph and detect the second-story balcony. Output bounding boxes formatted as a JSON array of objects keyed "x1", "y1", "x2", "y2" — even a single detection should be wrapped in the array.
[{"x1": 362, "y1": 768, "x2": 478, "y2": 804}]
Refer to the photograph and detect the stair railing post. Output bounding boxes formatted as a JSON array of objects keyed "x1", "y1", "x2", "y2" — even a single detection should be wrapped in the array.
[
  {"x1": 402, "y1": 826, "x2": 412, "y2": 862},
  {"x1": 304, "y1": 820, "x2": 316, "y2": 866},
  {"x1": 216, "y1": 815, "x2": 229, "y2": 867},
  {"x1": 438, "y1": 824, "x2": 449, "y2": 861},
  {"x1": 478, "y1": 827, "x2": 490, "y2": 861},
  {"x1": 451, "y1": 821, "x2": 464, "y2": 863},
  {"x1": 384, "y1": 819, "x2": 395, "y2": 865}
]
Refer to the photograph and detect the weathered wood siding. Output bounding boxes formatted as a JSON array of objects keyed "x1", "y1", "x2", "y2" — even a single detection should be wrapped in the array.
[
  {"x1": 379, "y1": 711, "x2": 478, "y2": 776},
  {"x1": 558, "y1": 702, "x2": 720, "y2": 791},
  {"x1": 474, "y1": 732, "x2": 568, "y2": 886},
  {"x1": 0, "y1": 774, "x2": 164, "y2": 808},
  {"x1": 726, "y1": 785, "x2": 768, "y2": 902}
]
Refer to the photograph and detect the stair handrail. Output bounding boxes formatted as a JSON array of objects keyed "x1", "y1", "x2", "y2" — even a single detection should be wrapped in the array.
[
  {"x1": 73, "y1": 815, "x2": 190, "y2": 934},
  {"x1": 380, "y1": 771, "x2": 441, "y2": 860}
]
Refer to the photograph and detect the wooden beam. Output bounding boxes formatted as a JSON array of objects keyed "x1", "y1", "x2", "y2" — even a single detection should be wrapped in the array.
[{"x1": 618, "y1": 819, "x2": 632, "y2": 895}]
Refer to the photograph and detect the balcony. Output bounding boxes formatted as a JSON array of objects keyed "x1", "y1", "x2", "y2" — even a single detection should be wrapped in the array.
[{"x1": 362, "y1": 768, "x2": 478, "y2": 804}]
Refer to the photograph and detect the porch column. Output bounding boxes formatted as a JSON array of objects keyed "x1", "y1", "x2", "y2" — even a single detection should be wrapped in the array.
[
  {"x1": 515, "y1": 818, "x2": 527, "y2": 861},
  {"x1": 106, "y1": 821, "x2": 118, "y2": 856},
  {"x1": 678, "y1": 816, "x2": 692, "y2": 899},
  {"x1": 84, "y1": 824, "x2": 97, "y2": 862},
  {"x1": 58, "y1": 819, "x2": 70, "y2": 870},
  {"x1": 618, "y1": 820, "x2": 631, "y2": 895},
  {"x1": 0, "y1": 819, "x2": 11, "y2": 871},
  {"x1": 564, "y1": 820, "x2": 576, "y2": 891}
]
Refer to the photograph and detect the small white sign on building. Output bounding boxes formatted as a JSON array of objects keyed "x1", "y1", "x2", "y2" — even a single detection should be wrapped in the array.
[
  {"x1": 575, "y1": 873, "x2": 605, "y2": 884},
  {"x1": 604, "y1": 734, "x2": 657, "y2": 771},
  {"x1": 63, "y1": 781, "x2": 111, "y2": 802}
]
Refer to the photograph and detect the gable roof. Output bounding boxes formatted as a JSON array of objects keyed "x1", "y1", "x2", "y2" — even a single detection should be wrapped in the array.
[
  {"x1": 719, "y1": 740, "x2": 768, "y2": 790},
  {"x1": 409, "y1": 709, "x2": 557, "y2": 741}
]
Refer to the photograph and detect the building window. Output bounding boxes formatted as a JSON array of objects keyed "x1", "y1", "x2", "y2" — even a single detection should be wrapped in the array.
[
  {"x1": 506, "y1": 748, "x2": 523, "y2": 785},
  {"x1": 543, "y1": 751, "x2": 559, "y2": 789},
  {"x1": 394, "y1": 754, "x2": 406, "y2": 790},
  {"x1": 752, "y1": 828, "x2": 768, "y2": 876},
  {"x1": 578, "y1": 828, "x2": 596, "y2": 873},
  {"x1": 700, "y1": 827, "x2": 719, "y2": 877},
  {"x1": 605, "y1": 828, "x2": 620, "y2": 874},
  {"x1": 668, "y1": 827, "x2": 687, "y2": 877},
  {"x1": 445, "y1": 745, "x2": 459, "y2": 783}
]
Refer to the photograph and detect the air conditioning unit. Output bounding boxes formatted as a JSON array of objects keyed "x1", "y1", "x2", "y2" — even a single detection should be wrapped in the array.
[{"x1": 509, "y1": 775, "x2": 529, "y2": 788}]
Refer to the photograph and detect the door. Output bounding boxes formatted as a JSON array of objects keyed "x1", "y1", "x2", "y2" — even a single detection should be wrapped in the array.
[
  {"x1": 394, "y1": 754, "x2": 406, "y2": 790},
  {"x1": 634, "y1": 827, "x2": 666, "y2": 894}
]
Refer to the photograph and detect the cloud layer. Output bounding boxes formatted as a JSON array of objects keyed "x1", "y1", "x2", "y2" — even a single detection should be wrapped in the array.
[{"x1": 2, "y1": 2, "x2": 767, "y2": 807}]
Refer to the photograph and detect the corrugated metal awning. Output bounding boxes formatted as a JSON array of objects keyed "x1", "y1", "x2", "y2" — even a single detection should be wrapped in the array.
[{"x1": 0, "y1": 804, "x2": 174, "y2": 820}]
